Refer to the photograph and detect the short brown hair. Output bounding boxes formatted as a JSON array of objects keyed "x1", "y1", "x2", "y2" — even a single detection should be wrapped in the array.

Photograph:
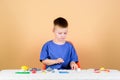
[{"x1": 54, "y1": 17, "x2": 68, "y2": 28}]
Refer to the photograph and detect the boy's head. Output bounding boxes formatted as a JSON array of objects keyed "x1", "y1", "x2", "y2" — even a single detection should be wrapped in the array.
[{"x1": 53, "y1": 17, "x2": 68, "y2": 42}]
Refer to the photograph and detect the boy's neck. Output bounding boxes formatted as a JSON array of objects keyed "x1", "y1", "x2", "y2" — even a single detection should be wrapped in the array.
[{"x1": 53, "y1": 38, "x2": 66, "y2": 45}]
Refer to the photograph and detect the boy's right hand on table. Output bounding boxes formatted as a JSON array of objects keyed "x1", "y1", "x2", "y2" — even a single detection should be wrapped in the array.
[{"x1": 56, "y1": 58, "x2": 64, "y2": 64}]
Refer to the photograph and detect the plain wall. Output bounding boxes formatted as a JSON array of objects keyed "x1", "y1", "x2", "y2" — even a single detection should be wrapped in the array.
[{"x1": 0, "y1": 0, "x2": 120, "y2": 70}]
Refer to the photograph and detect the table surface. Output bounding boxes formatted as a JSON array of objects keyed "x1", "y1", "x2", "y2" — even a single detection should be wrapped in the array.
[{"x1": 0, "y1": 69, "x2": 120, "y2": 80}]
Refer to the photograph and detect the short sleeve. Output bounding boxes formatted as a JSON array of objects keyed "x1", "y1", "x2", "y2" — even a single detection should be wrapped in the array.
[
  {"x1": 40, "y1": 43, "x2": 48, "y2": 62},
  {"x1": 70, "y1": 44, "x2": 78, "y2": 62}
]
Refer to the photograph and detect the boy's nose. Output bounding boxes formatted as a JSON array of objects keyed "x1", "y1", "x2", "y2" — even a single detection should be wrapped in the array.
[{"x1": 61, "y1": 33, "x2": 65, "y2": 36}]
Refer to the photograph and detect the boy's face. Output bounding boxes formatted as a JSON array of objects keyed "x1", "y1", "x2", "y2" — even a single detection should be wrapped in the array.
[{"x1": 53, "y1": 25, "x2": 68, "y2": 42}]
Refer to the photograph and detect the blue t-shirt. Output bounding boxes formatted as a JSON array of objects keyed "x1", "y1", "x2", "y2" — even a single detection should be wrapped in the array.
[{"x1": 40, "y1": 40, "x2": 78, "y2": 69}]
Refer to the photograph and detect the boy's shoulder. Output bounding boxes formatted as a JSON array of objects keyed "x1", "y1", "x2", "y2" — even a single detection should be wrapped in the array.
[
  {"x1": 66, "y1": 41, "x2": 73, "y2": 45},
  {"x1": 43, "y1": 40, "x2": 53, "y2": 45},
  {"x1": 66, "y1": 41, "x2": 74, "y2": 46}
]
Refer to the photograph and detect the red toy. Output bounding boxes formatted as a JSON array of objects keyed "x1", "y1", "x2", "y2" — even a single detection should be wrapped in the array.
[{"x1": 32, "y1": 70, "x2": 36, "y2": 73}]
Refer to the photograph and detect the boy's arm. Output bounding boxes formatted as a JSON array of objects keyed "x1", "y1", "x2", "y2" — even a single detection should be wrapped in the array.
[
  {"x1": 69, "y1": 43, "x2": 79, "y2": 70},
  {"x1": 42, "y1": 58, "x2": 64, "y2": 66}
]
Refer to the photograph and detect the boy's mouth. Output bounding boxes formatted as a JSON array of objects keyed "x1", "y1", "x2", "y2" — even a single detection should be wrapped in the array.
[{"x1": 60, "y1": 38, "x2": 65, "y2": 40}]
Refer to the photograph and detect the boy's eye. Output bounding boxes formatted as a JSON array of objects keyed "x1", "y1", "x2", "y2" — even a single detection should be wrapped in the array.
[
  {"x1": 58, "y1": 32, "x2": 67, "y2": 35},
  {"x1": 58, "y1": 33, "x2": 62, "y2": 34},
  {"x1": 64, "y1": 33, "x2": 67, "y2": 34}
]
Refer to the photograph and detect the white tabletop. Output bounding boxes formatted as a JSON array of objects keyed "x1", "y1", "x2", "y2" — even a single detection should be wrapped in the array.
[{"x1": 0, "y1": 69, "x2": 120, "y2": 80}]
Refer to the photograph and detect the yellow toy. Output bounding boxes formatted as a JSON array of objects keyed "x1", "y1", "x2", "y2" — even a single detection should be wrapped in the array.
[
  {"x1": 21, "y1": 66, "x2": 29, "y2": 71},
  {"x1": 42, "y1": 70, "x2": 46, "y2": 74},
  {"x1": 100, "y1": 67, "x2": 105, "y2": 71},
  {"x1": 94, "y1": 67, "x2": 110, "y2": 73}
]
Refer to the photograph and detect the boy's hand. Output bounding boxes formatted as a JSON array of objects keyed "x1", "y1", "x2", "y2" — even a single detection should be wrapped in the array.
[
  {"x1": 56, "y1": 58, "x2": 64, "y2": 64},
  {"x1": 70, "y1": 61, "x2": 78, "y2": 70}
]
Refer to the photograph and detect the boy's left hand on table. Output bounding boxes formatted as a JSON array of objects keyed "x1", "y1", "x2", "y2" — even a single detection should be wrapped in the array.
[{"x1": 70, "y1": 61, "x2": 78, "y2": 70}]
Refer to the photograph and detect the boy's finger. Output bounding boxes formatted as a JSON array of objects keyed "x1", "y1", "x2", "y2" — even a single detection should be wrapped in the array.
[
  {"x1": 75, "y1": 66, "x2": 77, "y2": 70},
  {"x1": 73, "y1": 65, "x2": 77, "y2": 70},
  {"x1": 61, "y1": 60, "x2": 64, "y2": 62},
  {"x1": 60, "y1": 59, "x2": 64, "y2": 62},
  {"x1": 71, "y1": 67, "x2": 73, "y2": 70},
  {"x1": 73, "y1": 66, "x2": 76, "y2": 70},
  {"x1": 71, "y1": 65, "x2": 74, "y2": 70}
]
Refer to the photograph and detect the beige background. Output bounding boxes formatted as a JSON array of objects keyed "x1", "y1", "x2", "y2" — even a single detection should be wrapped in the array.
[{"x1": 0, "y1": 0, "x2": 120, "y2": 70}]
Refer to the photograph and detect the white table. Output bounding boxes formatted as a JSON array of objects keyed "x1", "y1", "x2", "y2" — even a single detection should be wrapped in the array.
[{"x1": 0, "y1": 69, "x2": 120, "y2": 80}]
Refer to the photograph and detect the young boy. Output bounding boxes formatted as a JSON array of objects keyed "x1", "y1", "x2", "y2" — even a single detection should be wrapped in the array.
[{"x1": 40, "y1": 17, "x2": 79, "y2": 70}]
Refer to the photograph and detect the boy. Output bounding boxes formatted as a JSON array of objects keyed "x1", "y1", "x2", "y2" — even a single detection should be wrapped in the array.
[{"x1": 40, "y1": 17, "x2": 79, "y2": 70}]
